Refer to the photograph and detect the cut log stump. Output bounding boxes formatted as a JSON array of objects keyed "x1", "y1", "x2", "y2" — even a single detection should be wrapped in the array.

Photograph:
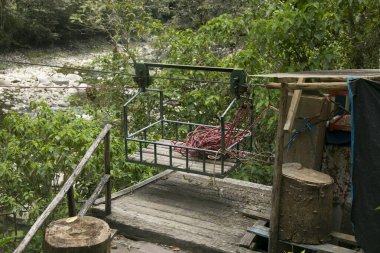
[
  {"x1": 279, "y1": 163, "x2": 334, "y2": 244},
  {"x1": 44, "y1": 216, "x2": 111, "y2": 253}
]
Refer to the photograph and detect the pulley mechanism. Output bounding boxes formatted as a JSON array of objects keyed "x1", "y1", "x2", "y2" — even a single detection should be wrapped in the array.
[{"x1": 134, "y1": 62, "x2": 247, "y2": 98}]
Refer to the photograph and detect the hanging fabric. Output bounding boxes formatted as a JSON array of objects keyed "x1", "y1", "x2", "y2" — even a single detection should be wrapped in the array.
[{"x1": 348, "y1": 78, "x2": 380, "y2": 253}]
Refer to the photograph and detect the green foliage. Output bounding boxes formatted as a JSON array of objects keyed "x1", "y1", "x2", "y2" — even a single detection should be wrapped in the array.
[
  {"x1": 0, "y1": 236, "x2": 14, "y2": 253},
  {"x1": 0, "y1": 102, "x2": 101, "y2": 212},
  {"x1": 71, "y1": 0, "x2": 161, "y2": 62},
  {"x1": 335, "y1": 0, "x2": 380, "y2": 68},
  {"x1": 230, "y1": 161, "x2": 273, "y2": 185},
  {"x1": 0, "y1": 236, "x2": 13, "y2": 247},
  {"x1": 0, "y1": 0, "x2": 94, "y2": 49},
  {"x1": 0, "y1": 102, "x2": 159, "y2": 248},
  {"x1": 245, "y1": 1, "x2": 345, "y2": 71},
  {"x1": 161, "y1": 0, "x2": 256, "y2": 30}
]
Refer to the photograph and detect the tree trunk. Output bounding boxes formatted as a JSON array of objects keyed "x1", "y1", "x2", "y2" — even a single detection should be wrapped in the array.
[
  {"x1": 279, "y1": 163, "x2": 333, "y2": 244},
  {"x1": 44, "y1": 216, "x2": 111, "y2": 253}
]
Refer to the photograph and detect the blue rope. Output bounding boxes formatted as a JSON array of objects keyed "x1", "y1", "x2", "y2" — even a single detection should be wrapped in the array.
[{"x1": 285, "y1": 117, "x2": 317, "y2": 159}]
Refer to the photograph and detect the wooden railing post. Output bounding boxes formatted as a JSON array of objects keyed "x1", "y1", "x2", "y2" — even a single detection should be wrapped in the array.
[
  {"x1": 67, "y1": 186, "x2": 76, "y2": 217},
  {"x1": 13, "y1": 124, "x2": 112, "y2": 253},
  {"x1": 269, "y1": 83, "x2": 288, "y2": 253},
  {"x1": 104, "y1": 130, "x2": 111, "y2": 215}
]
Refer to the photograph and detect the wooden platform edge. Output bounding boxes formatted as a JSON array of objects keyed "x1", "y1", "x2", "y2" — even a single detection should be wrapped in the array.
[
  {"x1": 239, "y1": 220, "x2": 268, "y2": 249},
  {"x1": 241, "y1": 209, "x2": 270, "y2": 222},
  {"x1": 330, "y1": 232, "x2": 357, "y2": 246},
  {"x1": 92, "y1": 212, "x2": 262, "y2": 253},
  {"x1": 248, "y1": 225, "x2": 359, "y2": 253},
  {"x1": 94, "y1": 169, "x2": 174, "y2": 205}
]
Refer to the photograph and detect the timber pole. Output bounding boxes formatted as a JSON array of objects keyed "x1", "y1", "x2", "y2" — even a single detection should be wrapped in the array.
[{"x1": 268, "y1": 83, "x2": 288, "y2": 253}]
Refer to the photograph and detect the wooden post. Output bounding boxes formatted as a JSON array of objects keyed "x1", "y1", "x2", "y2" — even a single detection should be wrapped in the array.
[
  {"x1": 269, "y1": 83, "x2": 288, "y2": 253},
  {"x1": 67, "y1": 187, "x2": 76, "y2": 217},
  {"x1": 104, "y1": 131, "x2": 111, "y2": 215},
  {"x1": 283, "y1": 78, "x2": 304, "y2": 132},
  {"x1": 44, "y1": 216, "x2": 111, "y2": 253}
]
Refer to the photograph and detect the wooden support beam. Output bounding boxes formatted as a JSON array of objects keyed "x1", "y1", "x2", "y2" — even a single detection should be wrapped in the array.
[
  {"x1": 239, "y1": 220, "x2": 268, "y2": 249},
  {"x1": 267, "y1": 82, "x2": 348, "y2": 90},
  {"x1": 94, "y1": 169, "x2": 174, "y2": 205},
  {"x1": 269, "y1": 83, "x2": 288, "y2": 253},
  {"x1": 241, "y1": 209, "x2": 270, "y2": 222},
  {"x1": 330, "y1": 232, "x2": 357, "y2": 246},
  {"x1": 284, "y1": 78, "x2": 304, "y2": 132},
  {"x1": 78, "y1": 174, "x2": 110, "y2": 216},
  {"x1": 249, "y1": 225, "x2": 359, "y2": 253}
]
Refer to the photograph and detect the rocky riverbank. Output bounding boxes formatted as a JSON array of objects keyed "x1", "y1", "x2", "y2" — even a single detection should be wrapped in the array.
[
  {"x1": 0, "y1": 40, "x2": 156, "y2": 117},
  {"x1": 0, "y1": 41, "x2": 112, "y2": 115}
]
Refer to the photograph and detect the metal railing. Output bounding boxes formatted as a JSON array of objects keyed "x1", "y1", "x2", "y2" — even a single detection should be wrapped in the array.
[
  {"x1": 13, "y1": 124, "x2": 112, "y2": 253},
  {"x1": 123, "y1": 87, "x2": 254, "y2": 177}
]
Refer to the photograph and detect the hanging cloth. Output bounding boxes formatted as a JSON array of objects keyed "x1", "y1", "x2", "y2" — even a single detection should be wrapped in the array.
[{"x1": 348, "y1": 78, "x2": 380, "y2": 253}]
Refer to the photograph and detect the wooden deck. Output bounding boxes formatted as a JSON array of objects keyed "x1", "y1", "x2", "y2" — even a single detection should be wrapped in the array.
[
  {"x1": 93, "y1": 170, "x2": 272, "y2": 253},
  {"x1": 128, "y1": 139, "x2": 239, "y2": 177}
]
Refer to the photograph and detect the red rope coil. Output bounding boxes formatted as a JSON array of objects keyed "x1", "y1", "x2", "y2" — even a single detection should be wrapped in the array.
[{"x1": 174, "y1": 104, "x2": 267, "y2": 159}]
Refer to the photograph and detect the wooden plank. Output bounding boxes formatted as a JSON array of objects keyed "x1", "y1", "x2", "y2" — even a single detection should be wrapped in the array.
[
  {"x1": 249, "y1": 225, "x2": 358, "y2": 253},
  {"x1": 267, "y1": 82, "x2": 348, "y2": 90},
  {"x1": 330, "y1": 232, "x2": 357, "y2": 246},
  {"x1": 13, "y1": 124, "x2": 112, "y2": 253},
  {"x1": 253, "y1": 70, "x2": 380, "y2": 79},
  {"x1": 284, "y1": 78, "x2": 304, "y2": 132},
  {"x1": 283, "y1": 89, "x2": 302, "y2": 132},
  {"x1": 239, "y1": 220, "x2": 267, "y2": 248},
  {"x1": 241, "y1": 209, "x2": 270, "y2": 222},
  {"x1": 269, "y1": 83, "x2": 288, "y2": 253},
  {"x1": 115, "y1": 197, "x2": 251, "y2": 231},
  {"x1": 284, "y1": 95, "x2": 330, "y2": 169},
  {"x1": 92, "y1": 171, "x2": 271, "y2": 253},
  {"x1": 136, "y1": 179, "x2": 267, "y2": 215},
  {"x1": 110, "y1": 229, "x2": 117, "y2": 239},
  {"x1": 94, "y1": 169, "x2": 174, "y2": 205},
  {"x1": 104, "y1": 206, "x2": 248, "y2": 253},
  {"x1": 135, "y1": 172, "x2": 271, "y2": 211},
  {"x1": 113, "y1": 202, "x2": 244, "y2": 237},
  {"x1": 78, "y1": 174, "x2": 110, "y2": 216}
]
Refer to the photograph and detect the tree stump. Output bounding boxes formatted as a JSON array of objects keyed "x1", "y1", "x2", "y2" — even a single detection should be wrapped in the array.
[
  {"x1": 44, "y1": 216, "x2": 111, "y2": 253},
  {"x1": 279, "y1": 163, "x2": 333, "y2": 244}
]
